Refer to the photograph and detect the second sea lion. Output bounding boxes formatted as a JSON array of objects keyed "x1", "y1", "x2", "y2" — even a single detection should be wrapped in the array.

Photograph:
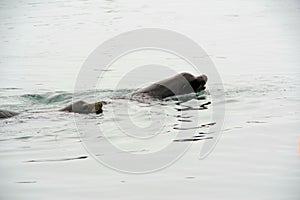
[{"x1": 59, "y1": 100, "x2": 103, "y2": 114}]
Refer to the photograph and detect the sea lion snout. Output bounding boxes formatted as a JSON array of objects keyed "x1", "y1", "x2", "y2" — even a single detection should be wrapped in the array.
[
  {"x1": 201, "y1": 74, "x2": 208, "y2": 83},
  {"x1": 197, "y1": 74, "x2": 207, "y2": 84},
  {"x1": 195, "y1": 74, "x2": 208, "y2": 91},
  {"x1": 94, "y1": 102, "x2": 103, "y2": 114}
]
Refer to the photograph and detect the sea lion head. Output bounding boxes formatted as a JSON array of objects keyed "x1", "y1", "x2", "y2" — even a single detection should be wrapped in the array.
[
  {"x1": 94, "y1": 102, "x2": 103, "y2": 114},
  {"x1": 192, "y1": 74, "x2": 207, "y2": 92}
]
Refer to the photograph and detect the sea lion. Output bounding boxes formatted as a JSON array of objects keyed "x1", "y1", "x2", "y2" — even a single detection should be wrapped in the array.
[
  {"x1": 59, "y1": 100, "x2": 103, "y2": 114},
  {"x1": 0, "y1": 109, "x2": 19, "y2": 119},
  {"x1": 130, "y1": 72, "x2": 207, "y2": 100},
  {"x1": 0, "y1": 101, "x2": 103, "y2": 119}
]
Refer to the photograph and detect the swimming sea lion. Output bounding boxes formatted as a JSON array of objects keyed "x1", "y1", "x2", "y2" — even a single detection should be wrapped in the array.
[
  {"x1": 0, "y1": 101, "x2": 103, "y2": 119},
  {"x1": 130, "y1": 72, "x2": 207, "y2": 100},
  {"x1": 59, "y1": 100, "x2": 103, "y2": 114},
  {"x1": 0, "y1": 109, "x2": 19, "y2": 119}
]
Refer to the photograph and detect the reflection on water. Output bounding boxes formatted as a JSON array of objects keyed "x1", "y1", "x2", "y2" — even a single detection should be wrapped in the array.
[{"x1": 24, "y1": 155, "x2": 88, "y2": 163}]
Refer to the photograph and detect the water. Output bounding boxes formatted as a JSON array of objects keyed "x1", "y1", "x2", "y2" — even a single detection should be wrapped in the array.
[{"x1": 1, "y1": 0, "x2": 300, "y2": 199}]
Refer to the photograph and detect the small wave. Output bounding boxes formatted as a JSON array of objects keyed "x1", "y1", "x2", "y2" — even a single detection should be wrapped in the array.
[
  {"x1": 164, "y1": 90, "x2": 208, "y2": 102},
  {"x1": 21, "y1": 92, "x2": 73, "y2": 104},
  {"x1": 18, "y1": 89, "x2": 134, "y2": 105},
  {"x1": 173, "y1": 137, "x2": 213, "y2": 142},
  {"x1": 0, "y1": 87, "x2": 22, "y2": 91},
  {"x1": 246, "y1": 121, "x2": 266, "y2": 124},
  {"x1": 15, "y1": 181, "x2": 37, "y2": 184},
  {"x1": 24, "y1": 155, "x2": 88, "y2": 163},
  {"x1": 173, "y1": 122, "x2": 216, "y2": 130},
  {"x1": 16, "y1": 181, "x2": 37, "y2": 183}
]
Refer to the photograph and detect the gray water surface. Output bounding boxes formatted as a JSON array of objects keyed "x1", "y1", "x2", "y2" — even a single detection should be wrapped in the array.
[{"x1": 1, "y1": 0, "x2": 300, "y2": 199}]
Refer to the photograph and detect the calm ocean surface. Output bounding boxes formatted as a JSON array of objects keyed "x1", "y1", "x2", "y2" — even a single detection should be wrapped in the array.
[{"x1": 0, "y1": 0, "x2": 299, "y2": 199}]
